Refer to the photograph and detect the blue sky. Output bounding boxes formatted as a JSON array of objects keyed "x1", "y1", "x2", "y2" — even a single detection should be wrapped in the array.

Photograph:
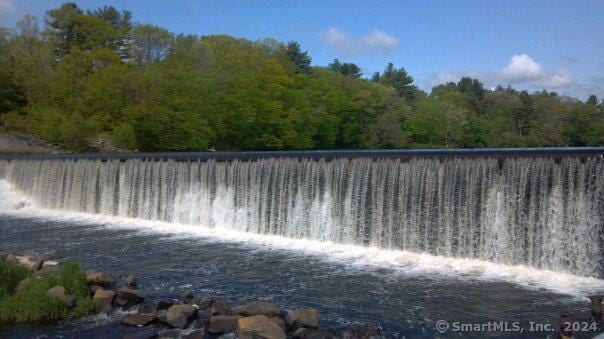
[{"x1": 1, "y1": 0, "x2": 603, "y2": 99}]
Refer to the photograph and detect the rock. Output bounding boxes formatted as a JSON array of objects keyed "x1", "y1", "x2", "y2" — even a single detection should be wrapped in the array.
[
  {"x1": 86, "y1": 137, "x2": 128, "y2": 153},
  {"x1": 189, "y1": 296, "x2": 212, "y2": 310},
  {"x1": 560, "y1": 312, "x2": 574, "y2": 338},
  {"x1": 208, "y1": 315, "x2": 241, "y2": 334},
  {"x1": 336, "y1": 323, "x2": 383, "y2": 339},
  {"x1": 179, "y1": 290, "x2": 193, "y2": 304},
  {"x1": 232, "y1": 301, "x2": 281, "y2": 317},
  {"x1": 590, "y1": 295, "x2": 603, "y2": 320},
  {"x1": 47, "y1": 286, "x2": 76, "y2": 308},
  {"x1": 14, "y1": 278, "x2": 30, "y2": 294},
  {"x1": 123, "y1": 328, "x2": 159, "y2": 339},
  {"x1": 285, "y1": 309, "x2": 318, "y2": 330},
  {"x1": 116, "y1": 287, "x2": 145, "y2": 305},
  {"x1": 269, "y1": 317, "x2": 286, "y2": 330},
  {"x1": 157, "y1": 329, "x2": 181, "y2": 338},
  {"x1": 93, "y1": 288, "x2": 116, "y2": 312},
  {"x1": 165, "y1": 304, "x2": 197, "y2": 328},
  {"x1": 121, "y1": 313, "x2": 156, "y2": 327},
  {"x1": 157, "y1": 310, "x2": 168, "y2": 324},
  {"x1": 237, "y1": 315, "x2": 286, "y2": 339},
  {"x1": 37, "y1": 261, "x2": 60, "y2": 275},
  {"x1": 16, "y1": 255, "x2": 43, "y2": 271},
  {"x1": 115, "y1": 297, "x2": 129, "y2": 307},
  {"x1": 5, "y1": 253, "x2": 17, "y2": 262},
  {"x1": 138, "y1": 299, "x2": 175, "y2": 314},
  {"x1": 292, "y1": 328, "x2": 334, "y2": 339},
  {"x1": 208, "y1": 300, "x2": 232, "y2": 315},
  {"x1": 86, "y1": 272, "x2": 115, "y2": 287},
  {"x1": 184, "y1": 329, "x2": 205, "y2": 339},
  {"x1": 89, "y1": 285, "x2": 103, "y2": 296},
  {"x1": 126, "y1": 275, "x2": 138, "y2": 288}
]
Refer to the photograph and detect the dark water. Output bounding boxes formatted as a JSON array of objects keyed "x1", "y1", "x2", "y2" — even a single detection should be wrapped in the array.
[{"x1": 0, "y1": 215, "x2": 601, "y2": 338}]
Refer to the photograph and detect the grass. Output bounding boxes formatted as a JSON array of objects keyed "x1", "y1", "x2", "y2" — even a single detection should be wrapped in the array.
[
  {"x1": 0, "y1": 260, "x2": 29, "y2": 299},
  {"x1": 0, "y1": 259, "x2": 99, "y2": 324}
]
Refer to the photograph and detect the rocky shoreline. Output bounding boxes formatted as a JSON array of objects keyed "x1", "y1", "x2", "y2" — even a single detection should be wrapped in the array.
[{"x1": 1, "y1": 254, "x2": 384, "y2": 339}]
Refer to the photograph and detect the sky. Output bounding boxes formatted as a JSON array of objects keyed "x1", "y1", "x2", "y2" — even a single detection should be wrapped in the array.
[{"x1": 1, "y1": 0, "x2": 603, "y2": 99}]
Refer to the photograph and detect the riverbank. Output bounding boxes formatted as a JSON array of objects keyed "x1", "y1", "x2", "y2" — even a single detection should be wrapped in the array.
[{"x1": 0, "y1": 253, "x2": 382, "y2": 338}]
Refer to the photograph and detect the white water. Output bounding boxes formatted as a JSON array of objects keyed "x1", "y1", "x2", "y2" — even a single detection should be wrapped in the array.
[{"x1": 0, "y1": 156, "x2": 602, "y2": 295}]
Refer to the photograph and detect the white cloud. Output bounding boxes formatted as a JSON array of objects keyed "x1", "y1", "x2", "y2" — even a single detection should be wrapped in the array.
[
  {"x1": 318, "y1": 27, "x2": 399, "y2": 56},
  {"x1": 0, "y1": 0, "x2": 15, "y2": 14},
  {"x1": 430, "y1": 54, "x2": 574, "y2": 90},
  {"x1": 497, "y1": 54, "x2": 573, "y2": 87}
]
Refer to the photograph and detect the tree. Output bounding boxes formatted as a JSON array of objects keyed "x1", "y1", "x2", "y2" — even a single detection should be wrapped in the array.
[
  {"x1": 586, "y1": 94, "x2": 598, "y2": 105},
  {"x1": 130, "y1": 24, "x2": 173, "y2": 66},
  {"x1": 328, "y1": 59, "x2": 362, "y2": 78},
  {"x1": 376, "y1": 63, "x2": 418, "y2": 103},
  {"x1": 45, "y1": 3, "x2": 121, "y2": 57},
  {"x1": 285, "y1": 41, "x2": 311, "y2": 73}
]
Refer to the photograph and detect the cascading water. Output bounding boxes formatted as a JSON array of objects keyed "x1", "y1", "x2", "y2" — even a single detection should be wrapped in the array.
[{"x1": 0, "y1": 155, "x2": 602, "y2": 278}]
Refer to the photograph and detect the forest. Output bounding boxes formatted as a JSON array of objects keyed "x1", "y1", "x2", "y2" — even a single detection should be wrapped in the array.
[{"x1": 1, "y1": 3, "x2": 603, "y2": 151}]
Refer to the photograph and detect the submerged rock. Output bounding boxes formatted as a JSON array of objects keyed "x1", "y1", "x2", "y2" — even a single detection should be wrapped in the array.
[
  {"x1": 590, "y1": 295, "x2": 603, "y2": 320},
  {"x1": 47, "y1": 286, "x2": 75, "y2": 308},
  {"x1": 237, "y1": 315, "x2": 286, "y2": 339},
  {"x1": 93, "y1": 288, "x2": 116, "y2": 312},
  {"x1": 208, "y1": 300, "x2": 232, "y2": 315},
  {"x1": 165, "y1": 304, "x2": 197, "y2": 328},
  {"x1": 121, "y1": 313, "x2": 156, "y2": 327},
  {"x1": 116, "y1": 287, "x2": 145, "y2": 305},
  {"x1": 286, "y1": 309, "x2": 318, "y2": 330},
  {"x1": 126, "y1": 275, "x2": 138, "y2": 288},
  {"x1": 123, "y1": 328, "x2": 158, "y2": 339},
  {"x1": 232, "y1": 301, "x2": 281, "y2": 317},
  {"x1": 292, "y1": 328, "x2": 334, "y2": 339},
  {"x1": 336, "y1": 323, "x2": 383, "y2": 338},
  {"x1": 179, "y1": 290, "x2": 193, "y2": 304},
  {"x1": 208, "y1": 315, "x2": 241, "y2": 334},
  {"x1": 86, "y1": 272, "x2": 115, "y2": 287}
]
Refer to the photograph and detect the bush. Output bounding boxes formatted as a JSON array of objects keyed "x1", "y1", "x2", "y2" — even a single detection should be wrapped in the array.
[
  {"x1": 0, "y1": 260, "x2": 29, "y2": 300},
  {"x1": 0, "y1": 259, "x2": 99, "y2": 324}
]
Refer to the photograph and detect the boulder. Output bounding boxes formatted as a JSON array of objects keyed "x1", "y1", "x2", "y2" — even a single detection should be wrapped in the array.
[
  {"x1": 38, "y1": 260, "x2": 60, "y2": 275},
  {"x1": 336, "y1": 323, "x2": 383, "y2": 338},
  {"x1": 5, "y1": 253, "x2": 17, "y2": 262},
  {"x1": 93, "y1": 288, "x2": 116, "y2": 312},
  {"x1": 121, "y1": 313, "x2": 156, "y2": 327},
  {"x1": 165, "y1": 304, "x2": 197, "y2": 328},
  {"x1": 237, "y1": 315, "x2": 286, "y2": 339},
  {"x1": 189, "y1": 296, "x2": 212, "y2": 310},
  {"x1": 590, "y1": 295, "x2": 603, "y2": 320},
  {"x1": 179, "y1": 290, "x2": 193, "y2": 304},
  {"x1": 184, "y1": 329, "x2": 205, "y2": 339},
  {"x1": 292, "y1": 328, "x2": 333, "y2": 339},
  {"x1": 47, "y1": 286, "x2": 75, "y2": 308},
  {"x1": 269, "y1": 317, "x2": 286, "y2": 330},
  {"x1": 14, "y1": 278, "x2": 30, "y2": 294},
  {"x1": 138, "y1": 299, "x2": 175, "y2": 314},
  {"x1": 232, "y1": 301, "x2": 281, "y2": 317},
  {"x1": 86, "y1": 272, "x2": 115, "y2": 287},
  {"x1": 89, "y1": 285, "x2": 103, "y2": 296},
  {"x1": 285, "y1": 309, "x2": 318, "y2": 330},
  {"x1": 126, "y1": 275, "x2": 138, "y2": 288},
  {"x1": 208, "y1": 300, "x2": 232, "y2": 315},
  {"x1": 116, "y1": 287, "x2": 145, "y2": 305},
  {"x1": 208, "y1": 315, "x2": 241, "y2": 334},
  {"x1": 16, "y1": 255, "x2": 43, "y2": 271}
]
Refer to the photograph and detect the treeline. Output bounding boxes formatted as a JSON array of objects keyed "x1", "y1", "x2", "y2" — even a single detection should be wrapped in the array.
[{"x1": 1, "y1": 3, "x2": 603, "y2": 151}]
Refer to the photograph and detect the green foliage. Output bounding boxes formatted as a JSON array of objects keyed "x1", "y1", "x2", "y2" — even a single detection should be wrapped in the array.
[
  {"x1": 0, "y1": 260, "x2": 98, "y2": 324},
  {"x1": 0, "y1": 260, "x2": 29, "y2": 300},
  {"x1": 0, "y1": 3, "x2": 603, "y2": 150}
]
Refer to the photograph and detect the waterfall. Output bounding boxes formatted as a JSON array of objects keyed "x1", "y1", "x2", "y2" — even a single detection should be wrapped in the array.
[{"x1": 0, "y1": 156, "x2": 602, "y2": 278}]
